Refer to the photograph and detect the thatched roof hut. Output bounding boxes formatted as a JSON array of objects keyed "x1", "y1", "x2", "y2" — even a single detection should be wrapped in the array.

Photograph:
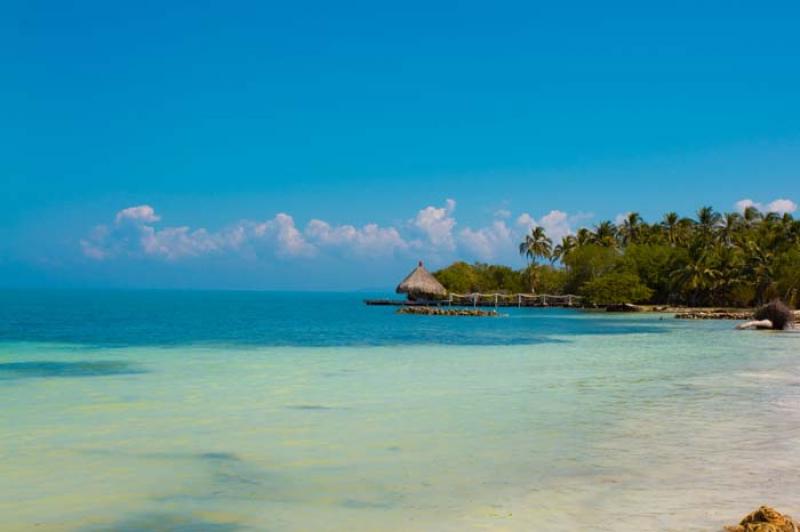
[{"x1": 396, "y1": 261, "x2": 447, "y2": 301}]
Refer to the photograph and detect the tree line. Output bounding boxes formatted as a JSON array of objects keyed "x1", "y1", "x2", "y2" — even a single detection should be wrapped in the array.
[{"x1": 434, "y1": 206, "x2": 800, "y2": 307}]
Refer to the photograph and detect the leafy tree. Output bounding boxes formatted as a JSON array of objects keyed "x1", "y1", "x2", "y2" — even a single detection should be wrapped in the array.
[
  {"x1": 552, "y1": 235, "x2": 577, "y2": 263},
  {"x1": 661, "y1": 212, "x2": 681, "y2": 246},
  {"x1": 518, "y1": 226, "x2": 553, "y2": 292},
  {"x1": 580, "y1": 272, "x2": 653, "y2": 305},
  {"x1": 436, "y1": 204, "x2": 800, "y2": 308},
  {"x1": 434, "y1": 262, "x2": 526, "y2": 293},
  {"x1": 434, "y1": 262, "x2": 480, "y2": 293},
  {"x1": 532, "y1": 265, "x2": 568, "y2": 295},
  {"x1": 742, "y1": 241, "x2": 777, "y2": 305},
  {"x1": 774, "y1": 249, "x2": 800, "y2": 307},
  {"x1": 696, "y1": 206, "x2": 721, "y2": 240},
  {"x1": 593, "y1": 221, "x2": 618, "y2": 248},
  {"x1": 473, "y1": 263, "x2": 526, "y2": 293},
  {"x1": 670, "y1": 245, "x2": 720, "y2": 306},
  {"x1": 619, "y1": 212, "x2": 643, "y2": 245},
  {"x1": 562, "y1": 244, "x2": 620, "y2": 294},
  {"x1": 518, "y1": 226, "x2": 552, "y2": 264},
  {"x1": 620, "y1": 244, "x2": 683, "y2": 303}
]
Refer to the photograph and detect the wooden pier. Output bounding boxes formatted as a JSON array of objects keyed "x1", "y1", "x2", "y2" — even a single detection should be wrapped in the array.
[{"x1": 365, "y1": 293, "x2": 583, "y2": 308}]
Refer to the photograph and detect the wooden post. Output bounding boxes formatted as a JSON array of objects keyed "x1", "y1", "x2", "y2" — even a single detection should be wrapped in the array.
[{"x1": 494, "y1": 294, "x2": 498, "y2": 309}]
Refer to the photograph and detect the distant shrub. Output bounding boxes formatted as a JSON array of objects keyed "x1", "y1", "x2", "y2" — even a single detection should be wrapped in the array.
[
  {"x1": 530, "y1": 265, "x2": 568, "y2": 295},
  {"x1": 434, "y1": 262, "x2": 480, "y2": 293},
  {"x1": 434, "y1": 262, "x2": 529, "y2": 294},
  {"x1": 579, "y1": 272, "x2": 653, "y2": 306}
]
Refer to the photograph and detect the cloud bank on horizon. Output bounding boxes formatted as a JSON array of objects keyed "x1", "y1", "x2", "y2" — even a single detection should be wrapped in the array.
[
  {"x1": 734, "y1": 198, "x2": 798, "y2": 215},
  {"x1": 81, "y1": 200, "x2": 590, "y2": 265},
  {"x1": 80, "y1": 197, "x2": 797, "y2": 268}
]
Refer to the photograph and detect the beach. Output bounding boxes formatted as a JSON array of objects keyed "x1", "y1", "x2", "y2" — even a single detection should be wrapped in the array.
[{"x1": 1, "y1": 290, "x2": 799, "y2": 531}]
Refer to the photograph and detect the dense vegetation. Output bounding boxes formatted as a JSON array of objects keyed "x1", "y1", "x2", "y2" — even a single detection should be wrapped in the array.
[{"x1": 434, "y1": 206, "x2": 800, "y2": 307}]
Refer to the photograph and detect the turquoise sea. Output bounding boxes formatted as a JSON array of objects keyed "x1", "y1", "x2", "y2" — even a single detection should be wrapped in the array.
[{"x1": 1, "y1": 290, "x2": 799, "y2": 531}]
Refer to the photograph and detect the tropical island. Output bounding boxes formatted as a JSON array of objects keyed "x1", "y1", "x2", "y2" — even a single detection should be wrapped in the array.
[{"x1": 433, "y1": 206, "x2": 800, "y2": 308}]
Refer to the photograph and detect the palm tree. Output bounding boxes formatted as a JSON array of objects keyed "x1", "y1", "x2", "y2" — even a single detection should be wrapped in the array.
[
  {"x1": 519, "y1": 226, "x2": 552, "y2": 294},
  {"x1": 661, "y1": 212, "x2": 680, "y2": 245},
  {"x1": 743, "y1": 206, "x2": 763, "y2": 226},
  {"x1": 696, "y1": 206, "x2": 721, "y2": 240},
  {"x1": 781, "y1": 214, "x2": 800, "y2": 247},
  {"x1": 593, "y1": 221, "x2": 618, "y2": 248},
  {"x1": 671, "y1": 248, "x2": 720, "y2": 306},
  {"x1": 552, "y1": 235, "x2": 577, "y2": 263},
  {"x1": 500, "y1": 204, "x2": 799, "y2": 307},
  {"x1": 677, "y1": 217, "x2": 696, "y2": 244},
  {"x1": 576, "y1": 227, "x2": 593, "y2": 246},
  {"x1": 743, "y1": 241, "x2": 777, "y2": 305},
  {"x1": 709, "y1": 243, "x2": 745, "y2": 305},
  {"x1": 718, "y1": 212, "x2": 742, "y2": 246},
  {"x1": 619, "y1": 212, "x2": 643, "y2": 245},
  {"x1": 518, "y1": 226, "x2": 553, "y2": 265}
]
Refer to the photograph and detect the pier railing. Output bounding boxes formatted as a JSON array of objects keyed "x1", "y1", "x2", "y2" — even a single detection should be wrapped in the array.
[
  {"x1": 365, "y1": 293, "x2": 583, "y2": 308},
  {"x1": 447, "y1": 293, "x2": 583, "y2": 308}
]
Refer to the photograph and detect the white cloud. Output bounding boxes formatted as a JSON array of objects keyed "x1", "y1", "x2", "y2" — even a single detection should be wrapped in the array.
[
  {"x1": 83, "y1": 205, "x2": 411, "y2": 262},
  {"x1": 493, "y1": 209, "x2": 512, "y2": 219},
  {"x1": 516, "y1": 213, "x2": 535, "y2": 229},
  {"x1": 82, "y1": 206, "x2": 315, "y2": 261},
  {"x1": 115, "y1": 205, "x2": 161, "y2": 224},
  {"x1": 538, "y1": 210, "x2": 573, "y2": 242},
  {"x1": 270, "y1": 214, "x2": 316, "y2": 258},
  {"x1": 766, "y1": 199, "x2": 797, "y2": 214},
  {"x1": 305, "y1": 219, "x2": 408, "y2": 257},
  {"x1": 80, "y1": 226, "x2": 112, "y2": 260},
  {"x1": 516, "y1": 210, "x2": 591, "y2": 243},
  {"x1": 735, "y1": 198, "x2": 797, "y2": 215},
  {"x1": 140, "y1": 226, "x2": 220, "y2": 260},
  {"x1": 458, "y1": 220, "x2": 513, "y2": 261},
  {"x1": 81, "y1": 201, "x2": 593, "y2": 266},
  {"x1": 411, "y1": 198, "x2": 457, "y2": 250}
]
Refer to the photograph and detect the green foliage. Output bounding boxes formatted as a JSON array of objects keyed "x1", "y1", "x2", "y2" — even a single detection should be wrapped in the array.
[
  {"x1": 774, "y1": 249, "x2": 800, "y2": 307},
  {"x1": 473, "y1": 263, "x2": 527, "y2": 293},
  {"x1": 561, "y1": 244, "x2": 620, "y2": 294},
  {"x1": 534, "y1": 265, "x2": 569, "y2": 295},
  {"x1": 579, "y1": 272, "x2": 653, "y2": 305},
  {"x1": 433, "y1": 205, "x2": 800, "y2": 308},
  {"x1": 519, "y1": 226, "x2": 552, "y2": 264},
  {"x1": 433, "y1": 262, "x2": 480, "y2": 293},
  {"x1": 434, "y1": 262, "x2": 526, "y2": 293},
  {"x1": 727, "y1": 283, "x2": 757, "y2": 308},
  {"x1": 621, "y1": 244, "x2": 685, "y2": 303},
  {"x1": 539, "y1": 205, "x2": 799, "y2": 307}
]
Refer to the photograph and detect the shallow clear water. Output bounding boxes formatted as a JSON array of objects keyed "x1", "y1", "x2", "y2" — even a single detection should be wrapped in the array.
[{"x1": 1, "y1": 290, "x2": 799, "y2": 531}]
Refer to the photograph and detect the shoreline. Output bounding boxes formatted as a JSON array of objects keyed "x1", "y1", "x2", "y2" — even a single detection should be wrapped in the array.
[{"x1": 603, "y1": 305, "x2": 800, "y2": 322}]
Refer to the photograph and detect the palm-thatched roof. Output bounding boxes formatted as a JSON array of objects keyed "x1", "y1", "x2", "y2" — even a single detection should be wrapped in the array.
[{"x1": 396, "y1": 261, "x2": 447, "y2": 299}]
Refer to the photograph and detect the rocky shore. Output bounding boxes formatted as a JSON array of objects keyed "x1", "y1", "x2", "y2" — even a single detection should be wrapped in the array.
[
  {"x1": 675, "y1": 310, "x2": 754, "y2": 320},
  {"x1": 675, "y1": 308, "x2": 800, "y2": 323},
  {"x1": 396, "y1": 307, "x2": 498, "y2": 317},
  {"x1": 724, "y1": 505, "x2": 797, "y2": 531}
]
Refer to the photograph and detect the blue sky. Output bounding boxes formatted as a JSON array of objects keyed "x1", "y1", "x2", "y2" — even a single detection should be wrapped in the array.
[{"x1": 3, "y1": 1, "x2": 799, "y2": 289}]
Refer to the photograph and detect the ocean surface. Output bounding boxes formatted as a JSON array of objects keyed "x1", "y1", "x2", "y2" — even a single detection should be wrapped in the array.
[{"x1": 1, "y1": 290, "x2": 799, "y2": 531}]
